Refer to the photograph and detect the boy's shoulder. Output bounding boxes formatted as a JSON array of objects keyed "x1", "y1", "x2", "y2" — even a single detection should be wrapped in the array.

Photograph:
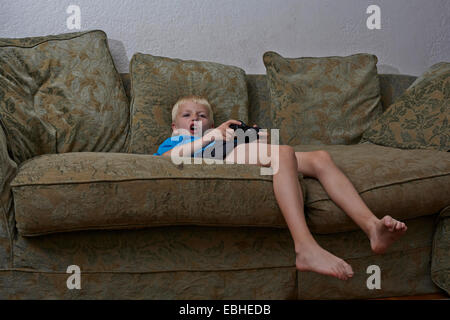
[{"x1": 154, "y1": 135, "x2": 199, "y2": 156}]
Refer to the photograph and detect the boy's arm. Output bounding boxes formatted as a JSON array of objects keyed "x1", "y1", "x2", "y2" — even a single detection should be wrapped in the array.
[
  {"x1": 161, "y1": 120, "x2": 242, "y2": 157},
  {"x1": 161, "y1": 135, "x2": 214, "y2": 157}
]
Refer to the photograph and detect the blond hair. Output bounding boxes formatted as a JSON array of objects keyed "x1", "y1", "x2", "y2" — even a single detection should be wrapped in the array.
[{"x1": 171, "y1": 95, "x2": 214, "y2": 122}]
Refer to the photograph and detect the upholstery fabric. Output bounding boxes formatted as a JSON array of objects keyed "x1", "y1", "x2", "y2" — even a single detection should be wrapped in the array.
[
  {"x1": 0, "y1": 125, "x2": 17, "y2": 269},
  {"x1": 431, "y1": 205, "x2": 450, "y2": 294},
  {"x1": 263, "y1": 51, "x2": 383, "y2": 145},
  {"x1": 298, "y1": 215, "x2": 440, "y2": 299},
  {"x1": 293, "y1": 142, "x2": 450, "y2": 234},
  {"x1": 0, "y1": 268, "x2": 297, "y2": 300},
  {"x1": 127, "y1": 53, "x2": 249, "y2": 155},
  {"x1": 13, "y1": 226, "x2": 294, "y2": 273},
  {"x1": 0, "y1": 30, "x2": 130, "y2": 164},
  {"x1": 246, "y1": 75, "x2": 273, "y2": 131},
  {"x1": 10, "y1": 152, "x2": 306, "y2": 236},
  {"x1": 361, "y1": 62, "x2": 449, "y2": 151},
  {"x1": 4, "y1": 216, "x2": 441, "y2": 299},
  {"x1": 120, "y1": 73, "x2": 417, "y2": 133},
  {"x1": 10, "y1": 142, "x2": 449, "y2": 236}
]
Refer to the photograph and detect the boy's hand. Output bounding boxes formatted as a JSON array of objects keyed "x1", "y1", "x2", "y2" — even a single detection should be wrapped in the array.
[
  {"x1": 251, "y1": 123, "x2": 269, "y2": 143},
  {"x1": 204, "y1": 119, "x2": 242, "y2": 142}
]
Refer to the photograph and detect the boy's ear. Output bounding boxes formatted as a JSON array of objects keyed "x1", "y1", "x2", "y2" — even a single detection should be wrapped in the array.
[{"x1": 171, "y1": 123, "x2": 180, "y2": 136}]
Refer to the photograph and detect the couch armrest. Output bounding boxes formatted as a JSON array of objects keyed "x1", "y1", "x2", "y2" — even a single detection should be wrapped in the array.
[{"x1": 0, "y1": 119, "x2": 18, "y2": 269}]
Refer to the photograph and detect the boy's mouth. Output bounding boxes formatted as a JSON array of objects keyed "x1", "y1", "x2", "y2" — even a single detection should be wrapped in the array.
[{"x1": 190, "y1": 124, "x2": 196, "y2": 134}]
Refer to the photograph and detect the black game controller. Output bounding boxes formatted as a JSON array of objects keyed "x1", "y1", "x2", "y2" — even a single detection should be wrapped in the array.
[
  {"x1": 229, "y1": 120, "x2": 260, "y2": 142},
  {"x1": 229, "y1": 120, "x2": 260, "y2": 144},
  {"x1": 203, "y1": 121, "x2": 261, "y2": 160}
]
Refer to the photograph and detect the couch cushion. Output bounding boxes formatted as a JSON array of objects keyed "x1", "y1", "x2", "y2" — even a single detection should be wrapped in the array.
[
  {"x1": 263, "y1": 51, "x2": 383, "y2": 146},
  {"x1": 361, "y1": 62, "x2": 450, "y2": 152},
  {"x1": 10, "y1": 152, "x2": 306, "y2": 236},
  {"x1": 294, "y1": 142, "x2": 450, "y2": 234},
  {"x1": 119, "y1": 72, "x2": 417, "y2": 132},
  {"x1": 0, "y1": 30, "x2": 130, "y2": 164},
  {"x1": 127, "y1": 53, "x2": 249, "y2": 155}
]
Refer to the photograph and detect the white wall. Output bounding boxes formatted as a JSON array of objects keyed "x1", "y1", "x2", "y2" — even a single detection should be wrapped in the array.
[{"x1": 1, "y1": 0, "x2": 449, "y2": 76}]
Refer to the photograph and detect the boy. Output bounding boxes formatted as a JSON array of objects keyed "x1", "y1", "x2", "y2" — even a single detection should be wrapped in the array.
[
  {"x1": 154, "y1": 95, "x2": 407, "y2": 281},
  {"x1": 153, "y1": 95, "x2": 242, "y2": 159}
]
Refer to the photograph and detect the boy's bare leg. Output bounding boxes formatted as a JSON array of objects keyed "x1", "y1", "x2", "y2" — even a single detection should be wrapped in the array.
[
  {"x1": 294, "y1": 151, "x2": 407, "y2": 254},
  {"x1": 225, "y1": 142, "x2": 354, "y2": 280}
]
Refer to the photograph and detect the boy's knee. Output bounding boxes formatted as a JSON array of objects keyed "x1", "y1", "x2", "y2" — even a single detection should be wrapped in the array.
[
  {"x1": 315, "y1": 150, "x2": 332, "y2": 162},
  {"x1": 312, "y1": 150, "x2": 333, "y2": 171},
  {"x1": 278, "y1": 145, "x2": 295, "y2": 157}
]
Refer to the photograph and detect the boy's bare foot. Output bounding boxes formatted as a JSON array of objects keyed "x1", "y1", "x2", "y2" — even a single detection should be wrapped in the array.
[
  {"x1": 369, "y1": 215, "x2": 407, "y2": 254},
  {"x1": 295, "y1": 244, "x2": 354, "y2": 281}
]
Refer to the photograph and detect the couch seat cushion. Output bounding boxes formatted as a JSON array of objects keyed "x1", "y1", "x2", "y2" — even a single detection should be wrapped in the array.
[
  {"x1": 10, "y1": 152, "x2": 306, "y2": 236},
  {"x1": 294, "y1": 142, "x2": 450, "y2": 234}
]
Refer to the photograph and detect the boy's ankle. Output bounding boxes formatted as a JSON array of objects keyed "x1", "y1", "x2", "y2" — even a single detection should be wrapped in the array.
[
  {"x1": 364, "y1": 216, "x2": 380, "y2": 238},
  {"x1": 294, "y1": 240, "x2": 318, "y2": 254}
]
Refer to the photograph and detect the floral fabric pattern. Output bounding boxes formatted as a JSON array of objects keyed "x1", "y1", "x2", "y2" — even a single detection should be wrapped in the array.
[
  {"x1": 0, "y1": 30, "x2": 130, "y2": 164},
  {"x1": 361, "y1": 62, "x2": 449, "y2": 151},
  {"x1": 263, "y1": 51, "x2": 383, "y2": 145}
]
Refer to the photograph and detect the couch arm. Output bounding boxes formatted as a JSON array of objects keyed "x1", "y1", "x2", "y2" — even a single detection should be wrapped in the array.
[{"x1": 0, "y1": 120, "x2": 18, "y2": 269}]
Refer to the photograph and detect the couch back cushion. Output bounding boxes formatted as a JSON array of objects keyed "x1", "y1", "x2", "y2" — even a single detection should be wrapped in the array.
[
  {"x1": 361, "y1": 62, "x2": 449, "y2": 152},
  {"x1": 120, "y1": 73, "x2": 417, "y2": 135},
  {"x1": 127, "y1": 53, "x2": 249, "y2": 155},
  {"x1": 0, "y1": 30, "x2": 130, "y2": 164},
  {"x1": 263, "y1": 51, "x2": 383, "y2": 146}
]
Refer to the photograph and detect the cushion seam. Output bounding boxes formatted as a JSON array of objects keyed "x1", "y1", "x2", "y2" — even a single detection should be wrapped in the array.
[
  {"x1": 18, "y1": 221, "x2": 287, "y2": 237},
  {"x1": 0, "y1": 265, "x2": 294, "y2": 274},
  {"x1": 340, "y1": 244, "x2": 432, "y2": 262},
  {"x1": 0, "y1": 29, "x2": 105, "y2": 49},
  {"x1": 10, "y1": 175, "x2": 275, "y2": 188},
  {"x1": 7, "y1": 244, "x2": 431, "y2": 274}
]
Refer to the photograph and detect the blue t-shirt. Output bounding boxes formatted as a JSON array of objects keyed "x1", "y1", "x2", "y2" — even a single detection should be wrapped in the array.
[{"x1": 153, "y1": 135, "x2": 216, "y2": 157}]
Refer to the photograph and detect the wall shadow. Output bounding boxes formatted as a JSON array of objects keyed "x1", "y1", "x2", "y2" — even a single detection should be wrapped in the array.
[{"x1": 107, "y1": 38, "x2": 130, "y2": 73}]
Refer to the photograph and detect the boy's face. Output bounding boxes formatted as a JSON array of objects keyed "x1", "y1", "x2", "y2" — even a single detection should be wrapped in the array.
[{"x1": 172, "y1": 100, "x2": 214, "y2": 137}]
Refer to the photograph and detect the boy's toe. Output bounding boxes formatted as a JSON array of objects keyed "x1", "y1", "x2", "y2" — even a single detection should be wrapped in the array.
[{"x1": 383, "y1": 216, "x2": 392, "y2": 226}]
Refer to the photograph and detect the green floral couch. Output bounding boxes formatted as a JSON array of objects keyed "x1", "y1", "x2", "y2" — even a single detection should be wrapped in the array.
[{"x1": 0, "y1": 30, "x2": 448, "y2": 299}]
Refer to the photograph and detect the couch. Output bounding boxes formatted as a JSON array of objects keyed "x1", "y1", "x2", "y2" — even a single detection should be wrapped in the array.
[{"x1": 0, "y1": 30, "x2": 449, "y2": 299}]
